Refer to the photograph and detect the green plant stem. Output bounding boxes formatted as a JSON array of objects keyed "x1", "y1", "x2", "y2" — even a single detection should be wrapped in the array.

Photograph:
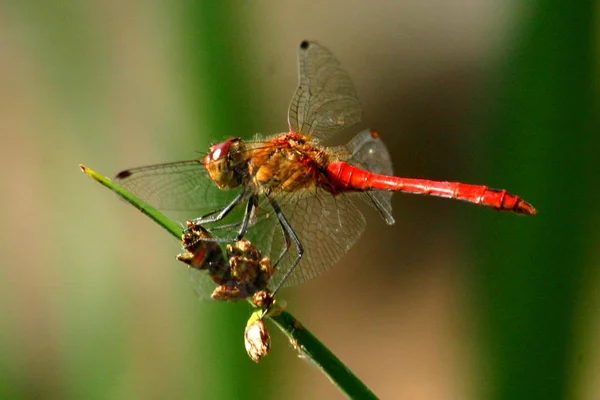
[
  {"x1": 80, "y1": 165, "x2": 182, "y2": 240},
  {"x1": 270, "y1": 311, "x2": 377, "y2": 399},
  {"x1": 80, "y1": 164, "x2": 378, "y2": 400}
]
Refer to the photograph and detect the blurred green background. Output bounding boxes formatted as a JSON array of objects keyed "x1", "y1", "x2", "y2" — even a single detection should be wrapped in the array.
[{"x1": 0, "y1": 1, "x2": 597, "y2": 399}]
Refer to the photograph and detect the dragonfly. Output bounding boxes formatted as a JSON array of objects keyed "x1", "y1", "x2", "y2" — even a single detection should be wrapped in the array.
[{"x1": 115, "y1": 40, "x2": 536, "y2": 297}]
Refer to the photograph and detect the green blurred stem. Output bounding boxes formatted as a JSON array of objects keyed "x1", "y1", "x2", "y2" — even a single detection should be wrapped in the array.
[
  {"x1": 269, "y1": 311, "x2": 377, "y2": 399},
  {"x1": 80, "y1": 164, "x2": 378, "y2": 400},
  {"x1": 80, "y1": 164, "x2": 182, "y2": 240}
]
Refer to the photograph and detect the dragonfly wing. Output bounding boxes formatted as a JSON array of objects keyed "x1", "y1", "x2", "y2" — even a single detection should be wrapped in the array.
[
  {"x1": 346, "y1": 130, "x2": 393, "y2": 175},
  {"x1": 179, "y1": 188, "x2": 366, "y2": 295},
  {"x1": 346, "y1": 129, "x2": 395, "y2": 225},
  {"x1": 246, "y1": 189, "x2": 366, "y2": 289},
  {"x1": 288, "y1": 41, "x2": 362, "y2": 140},
  {"x1": 114, "y1": 160, "x2": 242, "y2": 218},
  {"x1": 188, "y1": 268, "x2": 218, "y2": 300}
]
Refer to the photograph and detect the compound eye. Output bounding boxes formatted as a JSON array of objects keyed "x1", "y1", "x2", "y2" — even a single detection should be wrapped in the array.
[
  {"x1": 208, "y1": 145, "x2": 223, "y2": 161},
  {"x1": 208, "y1": 138, "x2": 240, "y2": 161}
]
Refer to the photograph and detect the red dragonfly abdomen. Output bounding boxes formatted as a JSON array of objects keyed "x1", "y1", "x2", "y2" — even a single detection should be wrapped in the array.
[{"x1": 326, "y1": 162, "x2": 536, "y2": 215}]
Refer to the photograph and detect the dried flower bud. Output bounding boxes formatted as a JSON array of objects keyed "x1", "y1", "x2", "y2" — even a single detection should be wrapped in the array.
[
  {"x1": 229, "y1": 254, "x2": 260, "y2": 283},
  {"x1": 255, "y1": 257, "x2": 274, "y2": 289},
  {"x1": 251, "y1": 290, "x2": 274, "y2": 309},
  {"x1": 211, "y1": 284, "x2": 248, "y2": 301},
  {"x1": 177, "y1": 220, "x2": 277, "y2": 304},
  {"x1": 244, "y1": 318, "x2": 270, "y2": 362},
  {"x1": 225, "y1": 239, "x2": 274, "y2": 295},
  {"x1": 176, "y1": 222, "x2": 230, "y2": 287}
]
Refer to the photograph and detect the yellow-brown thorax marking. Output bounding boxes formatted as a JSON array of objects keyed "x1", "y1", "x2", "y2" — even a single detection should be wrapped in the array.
[
  {"x1": 248, "y1": 133, "x2": 330, "y2": 193},
  {"x1": 203, "y1": 133, "x2": 333, "y2": 195}
]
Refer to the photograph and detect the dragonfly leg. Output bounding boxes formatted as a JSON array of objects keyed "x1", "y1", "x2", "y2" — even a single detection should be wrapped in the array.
[
  {"x1": 271, "y1": 225, "x2": 291, "y2": 270},
  {"x1": 185, "y1": 195, "x2": 257, "y2": 247},
  {"x1": 206, "y1": 220, "x2": 242, "y2": 232},
  {"x1": 266, "y1": 197, "x2": 303, "y2": 297},
  {"x1": 205, "y1": 195, "x2": 261, "y2": 233},
  {"x1": 234, "y1": 195, "x2": 257, "y2": 241},
  {"x1": 190, "y1": 190, "x2": 246, "y2": 226}
]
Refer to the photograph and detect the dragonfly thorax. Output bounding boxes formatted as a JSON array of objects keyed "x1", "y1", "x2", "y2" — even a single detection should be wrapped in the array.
[{"x1": 248, "y1": 133, "x2": 331, "y2": 193}]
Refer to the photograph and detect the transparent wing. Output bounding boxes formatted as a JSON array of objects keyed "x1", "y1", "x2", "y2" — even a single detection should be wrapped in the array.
[
  {"x1": 184, "y1": 189, "x2": 366, "y2": 296},
  {"x1": 346, "y1": 129, "x2": 395, "y2": 225},
  {"x1": 114, "y1": 160, "x2": 242, "y2": 217},
  {"x1": 188, "y1": 268, "x2": 219, "y2": 300},
  {"x1": 288, "y1": 41, "x2": 362, "y2": 140},
  {"x1": 237, "y1": 189, "x2": 366, "y2": 289},
  {"x1": 346, "y1": 130, "x2": 393, "y2": 175}
]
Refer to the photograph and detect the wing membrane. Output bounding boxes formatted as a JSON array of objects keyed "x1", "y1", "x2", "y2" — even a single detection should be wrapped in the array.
[
  {"x1": 114, "y1": 160, "x2": 242, "y2": 218},
  {"x1": 288, "y1": 41, "x2": 362, "y2": 139},
  {"x1": 238, "y1": 189, "x2": 365, "y2": 289},
  {"x1": 345, "y1": 130, "x2": 395, "y2": 224}
]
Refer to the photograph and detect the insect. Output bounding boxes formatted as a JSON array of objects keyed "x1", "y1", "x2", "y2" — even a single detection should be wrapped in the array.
[{"x1": 116, "y1": 40, "x2": 536, "y2": 296}]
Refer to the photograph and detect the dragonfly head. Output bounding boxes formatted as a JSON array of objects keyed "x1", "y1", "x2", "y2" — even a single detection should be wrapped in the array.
[{"x1": 204, "y1": 137, "x2": 243, "y2": 189}]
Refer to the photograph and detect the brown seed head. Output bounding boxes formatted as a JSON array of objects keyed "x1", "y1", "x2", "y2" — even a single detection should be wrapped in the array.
[
  {"x1": 211, "y1": 284, "x2": 248, "y2": 302},
  {"x1": 251, "y1": 290, "x2": 274, "y2": 309},
  {"x1": 244, "y1": 318, "x2": 270, "y2": 362}
]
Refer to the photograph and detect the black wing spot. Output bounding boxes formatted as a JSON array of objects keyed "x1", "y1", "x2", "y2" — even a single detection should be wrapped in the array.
[
  {"x1": 115, "y1": 170, "x2": 132, "y2": 179},
  {"x1": 300, "y1": 40, "x2": 310, "y2": 49}
]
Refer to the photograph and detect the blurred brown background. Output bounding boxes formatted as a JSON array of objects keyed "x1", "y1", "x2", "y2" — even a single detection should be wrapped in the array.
[{"x1": 0, "y1": 1, "x2": 597, "y2": 399}]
